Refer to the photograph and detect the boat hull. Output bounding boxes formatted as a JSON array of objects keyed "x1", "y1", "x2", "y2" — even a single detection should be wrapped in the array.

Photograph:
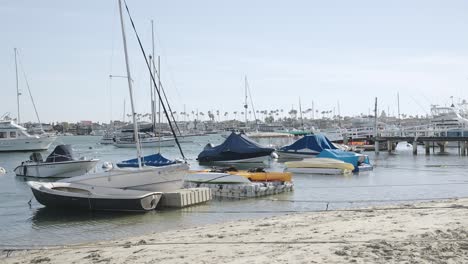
[
  {"x1": 14, "y1": 159, "x2": 99, "y2": 178},
  {"x1": 0, "y1": 136, "x2": 56, "y2": 152},
  {"x1": 276, "y1": 150, "x2": 318, "y2": 159},
  {"x1": 29, "y1": 182, "x2": 161, "y2": 212},
  {"x1": 285, "y1": 167, "x2": 348, "y2": 175},
  {"x1": 113, "y1": 138, "x2": 176, "y2": 148},
  {"x1": 62, "y1": 163, "x2": 190, "y2": 192}
]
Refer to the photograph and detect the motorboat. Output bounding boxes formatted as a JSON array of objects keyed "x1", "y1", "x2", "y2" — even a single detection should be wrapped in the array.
[
  {"x1": 317, "y1": 149, "x2": 373, "y2": 172},
  {"x1": 284, "y1": 158, "x2": 355, "y2": 174},
  {"x1": 197, "y1": 132, "x2": 275, "y2": 164},
  {"x1": 116, "y1": 153, "x2": 176, "y2": 168},
  {"x1": 185, "y1": 172, "x2": 252, "y2": 184},
  {"x1": 277, "y1": 134, "x2": 337, "y2": 159},
  {"x1": 14, "y1": 145, "x2": 99, "y2": 178},
  {"x1": 61, "y1": 162, "x2": 190, "y2": 192},
  {"x1": 28, "y1": 181, "x2": 161, "y2": 212},
  {"x1": 0, "y1": 120, "x2": 56, "y2": 152},
  {"x1": 195, "y1": 166, "x2": 292, "y2": 182}
]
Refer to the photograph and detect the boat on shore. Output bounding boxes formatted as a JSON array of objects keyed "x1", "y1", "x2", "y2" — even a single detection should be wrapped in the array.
[
  {"x1": 28, "y1": 181, "x2": 161, "y2": 212},
  {"x1": 14, "y1": 144, "x2": 99, "y2": 178}
]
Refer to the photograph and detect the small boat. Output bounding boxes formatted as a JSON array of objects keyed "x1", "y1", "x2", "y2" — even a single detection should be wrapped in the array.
[
  {"x1": 113, "y1": 134, "x2": 176, "y2": 148},
  {"x1": 185, "y1": 172, "x2": 252, "y2": 184},
  {"x1": 317, "y1": 149, "x2": 373, "y2": 172},
  {"x1": 14, "y1": 145, "x2": 99, "y2": 178},
  {"x1": 197, "y1": 132, "x2": 274, "y2": 164},
  {"x1": 28, "y1": 181, "x2": 161, "y2": 212},
  {"x1": 196, "y1": 167, "x2": 292, "y2": 182},
  {"x1": 116, "y1": 153, "x2": 176, "y2": 168},
  {"x1": 0, "y1": 120, "x2": 56, "y2": 152},
  {"x1": 277, "y1": 134, "x2": 337, "y2": 159},
  {"x1": 285, "y1": 158, "x2": 355, "y2": 174}
]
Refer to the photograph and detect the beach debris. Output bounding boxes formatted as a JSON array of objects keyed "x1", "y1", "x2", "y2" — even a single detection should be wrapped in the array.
[
  {"x1": 0, "y1": 167, "x2": 6, "y2": 175},
  {"x1": 30, "y1": 256, "x2": 51, "y2": 263}
]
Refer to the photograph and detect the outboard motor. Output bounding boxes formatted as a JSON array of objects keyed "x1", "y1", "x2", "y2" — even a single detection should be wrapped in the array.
[{"x1": 29, "y1": 152, "x2": 43, "y2": 163}]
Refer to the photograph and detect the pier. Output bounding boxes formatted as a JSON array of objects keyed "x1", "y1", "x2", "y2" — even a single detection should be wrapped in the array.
[{"x1": 376, "y1": 136, "x2": 468, "y2": 155}]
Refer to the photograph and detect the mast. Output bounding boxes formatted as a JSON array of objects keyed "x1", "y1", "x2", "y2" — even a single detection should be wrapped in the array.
[
  {"x1": 14, "y1": 48, "x2": 20, "y2": 124},
  {"x1": 149, "y1": 54, "x2": 155, "y2": 135},
  {"x1": 299, "y1": 97, "x2": 304, "y2": 130},
  {"x1": 244, "y1": 76, "x2": 248, "y2": 126},
  {"x1": 118, "y1": 0, "x2": 142, "y2": 168},
  {"x1": 397, "y1": 92, "x2": 401, "y2": 135},
  {"x1": 158, "y1": 56, "x2": 162, "y2": 152}
]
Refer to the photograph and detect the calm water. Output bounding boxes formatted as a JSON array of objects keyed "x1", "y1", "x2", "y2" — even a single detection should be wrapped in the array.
[{"x1": 1, "y1": 135, "x2": 468, "y2": 247}]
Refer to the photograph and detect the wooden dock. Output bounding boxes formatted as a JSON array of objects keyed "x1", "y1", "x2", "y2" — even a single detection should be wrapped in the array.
[{"x1": 376, "y1": 136, "x2": 468, "y2": 155}]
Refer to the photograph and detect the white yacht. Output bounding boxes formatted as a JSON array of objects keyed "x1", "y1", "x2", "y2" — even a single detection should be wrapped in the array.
[{"x1": 0, "y1": 120, "x2": 55, "y2": 152}]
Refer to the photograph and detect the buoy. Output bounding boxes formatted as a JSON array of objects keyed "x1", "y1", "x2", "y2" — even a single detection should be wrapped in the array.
[
  {"x1": 0, "y1": 167, "x2": 6, "y2": 175},
  {"x1": 270, "y1": 152, "x2": 279, "y2": 159},
  {"x1": 102, "y1": 162, "x2": 113, "y2": 171}
]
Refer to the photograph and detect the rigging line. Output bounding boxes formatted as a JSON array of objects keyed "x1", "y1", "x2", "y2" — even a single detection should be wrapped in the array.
[
  {"x1": 107, "y1": 1, "x2": 119, "y2": 123},
  {"x1": 151, "y1": 57, "x2": 182, "y2": 136},
  {"x1": 246, "y1": 77, "x2": 258, "y2": 128},
  {"x1": 15, "y1": 50, "x2": 42, "y2": 130},
  {"x1": 123, "y1": 0, "x2": 185, "y2": 160}
]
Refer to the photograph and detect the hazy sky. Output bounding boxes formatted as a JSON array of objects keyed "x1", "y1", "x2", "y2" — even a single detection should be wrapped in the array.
[{"x1": 2, "y1": 0, "x2": 468, "y2": 123}]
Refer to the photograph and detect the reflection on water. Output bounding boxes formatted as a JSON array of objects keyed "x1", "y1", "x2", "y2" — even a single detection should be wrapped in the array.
[{"x1": 1, "y1": 135, "x2": 468, "y2": 246}]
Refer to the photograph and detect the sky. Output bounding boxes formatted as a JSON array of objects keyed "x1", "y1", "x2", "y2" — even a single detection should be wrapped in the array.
[{"x1": 2, "y1": 0, "x2": 468, "y2": 123}]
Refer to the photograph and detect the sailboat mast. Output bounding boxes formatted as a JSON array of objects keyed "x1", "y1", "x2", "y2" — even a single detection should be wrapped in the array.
[
  {"x1": 14, "y1": 48, "x2": 20, "y2": 124},
  {"x1": 299, "y1": 97, "x2": 304, "y2": 130},
  {"x1": 118, "y1": 0, "x2": 142, "y2": 168},
  {"x1": 244, "y1": 76, "x2": 248, "y2": 126}
]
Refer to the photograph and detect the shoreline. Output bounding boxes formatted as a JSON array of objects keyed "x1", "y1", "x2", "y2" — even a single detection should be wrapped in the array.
[{"x1": 3, "y1": 198, "x2": 468, "y2": 263}]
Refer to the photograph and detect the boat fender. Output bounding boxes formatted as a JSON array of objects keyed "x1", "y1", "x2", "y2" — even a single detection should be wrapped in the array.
[
  {"x1": 0, "y1": 167, "x2": 6, "y2": 175},
  {"x1": 270, "y1": 152, "x2": 279, "y2": 159}
]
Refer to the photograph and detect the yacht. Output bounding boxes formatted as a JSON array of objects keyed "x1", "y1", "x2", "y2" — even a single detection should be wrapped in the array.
[{"x1": 0, "y1": 120, "x2": 55, "y2": 152}]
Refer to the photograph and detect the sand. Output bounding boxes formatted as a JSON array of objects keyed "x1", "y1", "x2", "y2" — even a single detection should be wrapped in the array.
[{"x1": 2, "y1": 198, "x2": 468, "y2": 264}]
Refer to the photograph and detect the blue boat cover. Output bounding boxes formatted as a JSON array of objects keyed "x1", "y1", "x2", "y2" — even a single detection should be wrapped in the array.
[
  {"x1": 317, "y1": 149, "x2": 370, "y2": 168},
  {"x1": 116, "y1": 153, "x2": 176, "y2": 168},
  {"x1": 197, "y1": 132, "x2": 274, "y2": 162},
  {"x1": 279, "y1": 134, "x2": 337, "y2": 152}
]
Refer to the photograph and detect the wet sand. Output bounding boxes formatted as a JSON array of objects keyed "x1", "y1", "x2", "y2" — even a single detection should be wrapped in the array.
[{"x1": 2, "y1": 198, "x2": 468, "y2": 264}]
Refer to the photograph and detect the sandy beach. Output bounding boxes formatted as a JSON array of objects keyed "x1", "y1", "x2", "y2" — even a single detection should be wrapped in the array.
[{"x1": 2, "y1": 198, "x2": 468, "y2": 264}]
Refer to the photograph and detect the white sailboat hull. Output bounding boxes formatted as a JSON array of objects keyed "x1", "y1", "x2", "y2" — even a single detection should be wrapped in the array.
[
  {"x1": 113, "y1": 138, "x2": 176, "y2": 148},
  {"x1": 0, "y1": 136, "x2": 56, "y2": 152},
  {"x1": 62, "y1": 163, "x2": 190, "y2": 192},
  {"x1": 14, "y1": 159, "x2": 99, "y2": 178},
  {"x1": 211, "y1": 155, "x2": 271, "y2": 164}
]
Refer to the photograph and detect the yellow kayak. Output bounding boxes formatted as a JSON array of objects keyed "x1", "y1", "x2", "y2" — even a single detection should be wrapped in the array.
[
  {"x1": 192, "y1": 167, "x2": 292, "y2": 182},
  {"x1": 285, "y1": 158, "x2": 355, "y2": 171}
]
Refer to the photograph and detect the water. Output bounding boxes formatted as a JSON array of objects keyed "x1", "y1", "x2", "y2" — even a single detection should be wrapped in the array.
[{"x1": 1, "y1": 136, "x2": 468, "y2": 247}]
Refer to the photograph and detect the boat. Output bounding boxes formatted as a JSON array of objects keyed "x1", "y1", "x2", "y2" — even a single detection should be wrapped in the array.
[
  {"x1": 284, "y1": 158, "x2": 355, "y2": 174},
  {"x1": 0, "y1": 120, "x2": 56, "y2": 152},
  {"x1": 28, "y1": 181, "x2": 161, "y2": 212},
  {"x1": 185, "y1": 172, "x2": 252, "y2": 184},
  {"x1": 116, "y1": 153, "x2": 176, "y2": 168},
  {"x1": 317, "y1": 149, "x2": 373, "y2": 172},
  {"x1": 276, "y1": 134, "x2": 337, "y2": 159},
  {"x1": 195, "y1": 166, "x2": 292, "y2": 182},
  {"x1": 60, "y1": 0, "x2": 190, "y2": 193},
  {"x1": 100, "y1": 131, "x2": 115, "y2": 145},
  {"x1": 14, "y1": 144, "x2": 99, "y2": 178},
  {"x1": 113, "y1": 134, "x2": 176, "y2": 148},
  {"x1": 197, "y1": 132, "x2": 275, "y2": 164}
]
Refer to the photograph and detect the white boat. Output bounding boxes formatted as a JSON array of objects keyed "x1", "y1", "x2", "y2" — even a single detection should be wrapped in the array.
[
  {"x1": 62, "y1": 163, "x2": 189, "y2": 192},
  {"x1": 211, "y1": 155, "x2": 272, "y2": 164},
  {"x1": 14, "y1": 145, "x2": 99, "y2": 178},
  {"x1": 100, "y1": 132, "x2": 115, "y2": 145},
  {"x1": 185, "y1": 172, "x2": 251, "y2": 184},
  {"x1": 284, "y1": 158, "x2": 355, "y2": 174},
  {"x1": 28, "y1": 181, "x2": 161, "y2": 212},
  {"x1": 0, "y1": 120, "x2": 56, "y2": 152},
  {"x1": 114, "y1": 136, "x2": 175, "y2": 148}
]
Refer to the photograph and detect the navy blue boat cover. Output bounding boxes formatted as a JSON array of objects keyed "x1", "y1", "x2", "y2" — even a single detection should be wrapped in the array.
[
  {"x1": 116, "y1": 153, "x2": 176, "y2": 168},
  {"x1": 46, "y1": 145, "x2": 75, "y2": 162},
  {"x1": 197, "y1": 132, "x2": 274, "y2": 162},
  {"x1": 279, "y1": 134, "x2": 337, "y2": 152}
]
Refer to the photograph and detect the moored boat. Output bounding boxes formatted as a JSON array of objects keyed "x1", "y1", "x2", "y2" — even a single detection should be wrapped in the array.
[
  {"x1": 197, "y1": 132, "x2": 275, "y2": 164},
  {"x1": 14, "y1": 144, "x2": 99, "y2": 178},
  {"x1": 28, "y1": 181, "x2": 161, "y2": 212},
  {"x1": 285, "y1": 158, "x2": 355, "y2": 174},
  {"x1": 0, "y1": 120, "x2": 56, "y2": 152},
  {"x1": 276, "y1": 134, "x2": 337, "y2": 159},
  {"x1": 196, "y1": 167, "x2": 292, "y2": 182}
]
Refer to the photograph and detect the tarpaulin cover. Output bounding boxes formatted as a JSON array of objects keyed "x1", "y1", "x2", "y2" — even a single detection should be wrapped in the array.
[
  {"x1": 46, "y1": 145, "x2": 75, "y2": 162},
  {"x1": 279, "y1": 134, "x2": 337, "y2": 152},
  {"x1": 317, "y1": 149, "x2": 370, "y2": 167},
  {"x1": 116, "y1": 153, "x2": 176, "y2": 168}
]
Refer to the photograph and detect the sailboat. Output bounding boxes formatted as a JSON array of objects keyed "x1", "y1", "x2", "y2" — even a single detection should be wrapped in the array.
[
  {"x1": 0, "y1": 49, "x2": 56, "y2": 152},
  {"x1": 36, "y1": 0, "x2": 189, "y2": 193}
]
